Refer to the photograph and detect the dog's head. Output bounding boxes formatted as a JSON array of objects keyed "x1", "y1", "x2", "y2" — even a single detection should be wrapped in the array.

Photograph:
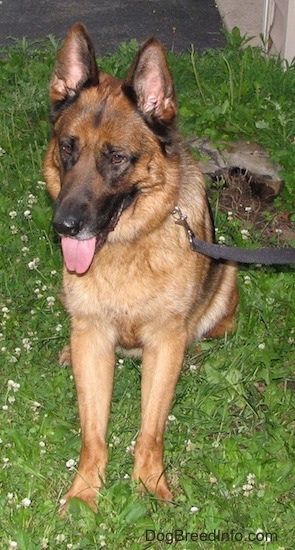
[{"x1": 44, "y1": 23, "x2": 180, "y2": 274}]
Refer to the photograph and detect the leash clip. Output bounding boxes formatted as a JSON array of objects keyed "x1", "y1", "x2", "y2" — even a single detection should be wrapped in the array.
[{"x1": 172, "y1": 206, "x2": 195, "y2": 248}]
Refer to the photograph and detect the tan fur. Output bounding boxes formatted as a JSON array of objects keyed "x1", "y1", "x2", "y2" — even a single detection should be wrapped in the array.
[{"x1": 44, "y1": 23, "x2": 238, "y2": 512}]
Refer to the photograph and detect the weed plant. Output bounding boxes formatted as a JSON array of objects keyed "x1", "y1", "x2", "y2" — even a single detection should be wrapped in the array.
[{"x1": 0, "y1": 30, "x2": 294, "y2": 549}]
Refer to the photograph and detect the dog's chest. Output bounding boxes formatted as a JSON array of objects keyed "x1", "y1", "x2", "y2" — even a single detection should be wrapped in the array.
[{"x1": 62, "y1": 240, "x2": 197, "y2": 347}]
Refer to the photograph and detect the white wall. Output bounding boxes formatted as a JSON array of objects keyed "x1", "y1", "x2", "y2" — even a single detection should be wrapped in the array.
[{"x1": 263, "y1": 0, "x2": 295, "y2": 63}]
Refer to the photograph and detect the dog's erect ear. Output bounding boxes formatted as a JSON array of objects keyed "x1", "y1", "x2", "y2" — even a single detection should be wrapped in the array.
[
  {"x1": 49, "y1": 23, "x2": 99, "y2": 105},
  {"x1": 124, "y1": 39, "x2": 176, "y2": 124}
]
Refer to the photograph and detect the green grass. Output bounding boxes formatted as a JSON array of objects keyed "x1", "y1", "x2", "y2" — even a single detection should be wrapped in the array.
[{"x1": 0, "y1": 30, "x2": 294, "y2": 549}]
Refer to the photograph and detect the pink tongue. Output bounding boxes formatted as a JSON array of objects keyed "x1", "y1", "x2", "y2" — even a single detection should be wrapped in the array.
[{"x1": 61, "y1": 236, "x2": 96, "y2": 274}]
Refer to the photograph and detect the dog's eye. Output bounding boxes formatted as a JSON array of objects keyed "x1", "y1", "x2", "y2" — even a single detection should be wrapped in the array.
[
  {"x1": 110, "y1": 152, "x2": 126, "y2": 165},
  {"x1": 61, "y1": 143, "x2": 73, "y2": 156}
]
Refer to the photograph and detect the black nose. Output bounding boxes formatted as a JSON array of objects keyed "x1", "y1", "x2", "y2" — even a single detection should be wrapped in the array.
[{"x1": 53, "y1": 213, "x2": 83, "y2": 237}]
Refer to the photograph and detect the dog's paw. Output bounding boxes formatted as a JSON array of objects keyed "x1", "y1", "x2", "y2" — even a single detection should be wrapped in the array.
[
  {"x1": 133, "y1": 470, "x2": 174, "y2": 502},
  {"x1": 59, "y1": 345, "x2": 71, "y2": 367},
  {"x1": 154, "y1": 481, "x2": 174, "y2": 502},
  {"x1": 59, "y1": 485, "x2": 99, "y2": 516}
]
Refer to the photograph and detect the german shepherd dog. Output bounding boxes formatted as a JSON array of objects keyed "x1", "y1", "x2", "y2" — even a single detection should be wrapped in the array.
[{"x1": 44, "y1": 23, "x2": 238, "y2": 512}]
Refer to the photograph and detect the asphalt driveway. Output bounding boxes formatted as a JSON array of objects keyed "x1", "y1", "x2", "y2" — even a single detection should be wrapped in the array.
[{"x1": 0, "y1": 0, "x2": 225, "y2": 53}]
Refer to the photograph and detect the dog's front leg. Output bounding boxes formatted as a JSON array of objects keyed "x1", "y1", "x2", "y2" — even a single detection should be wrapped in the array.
[
  {"x1": 133, "y1": 324, "x2": 187, "y2": 500},
  {"x1": 62, "y1": 318, "x2": 115, "y2": 512}
]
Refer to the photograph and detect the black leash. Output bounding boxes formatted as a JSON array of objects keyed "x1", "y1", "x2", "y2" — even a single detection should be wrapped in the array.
[{"x1": 172, "y1": 206, "x2": 295, "y2": 265}]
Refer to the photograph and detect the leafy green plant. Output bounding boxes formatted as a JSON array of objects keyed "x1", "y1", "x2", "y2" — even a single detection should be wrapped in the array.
[
  {"x1": 174, "y1": 28, "x2": 295, "y2": 204},
  {"x1": 0, "y1": 30, "x2": 294, "y2": 549}
]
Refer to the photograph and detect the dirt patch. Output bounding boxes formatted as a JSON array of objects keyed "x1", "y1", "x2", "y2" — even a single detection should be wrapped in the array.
[
  {"x1": 188, "y1": 137, "x2": 295, "y2": 246},
  {"x1": 210, "y1": 168, "x2": 295, "y2": 246}
]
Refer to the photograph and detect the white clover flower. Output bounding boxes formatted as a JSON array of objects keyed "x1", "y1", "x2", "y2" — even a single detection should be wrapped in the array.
[
  {"x1": 247, "y1": 473, "x2": 256, "y2": 485},
  {"x1": 209, "y1": 476, "x2": 218, "y2": 484},
  {"x1": 245, "y1": 206, "x2": 252, "y2": 213},
  {"x1": 28, "y1": 257, "x2": 40, "y2": 270},
  {"x1": 8, "y1": 541, "x2": 18, "y2": 549},
  {"x1": 189, "y1": 364, "x2": 197, "y2": 372},
  {"x1": 56, "y1": 534, "x2": 66, "y2": 543},
  {"x1": 66, "y1": 458, "x2": 77, "y2": 470},
  {"x1": 111, "y1": 435, "x2": 121, "y2": 446},
  {"x1": 258, "y1": 343, "x2": 265, "y2": 350},
  {"x1": 243, "y1": 275, "x2": 251, "y2": 285},
  {"x1": 22, "y1": 338, "x2": 32, "y2": 351},
  {"x1": 37, "y1": 180, "x2": 46, "y2": 188},
  {"x1": 218, "y1": 235, "x2": 226, "y2": 244},
  {"x1": 9, "y1": 211, "x2": 17, "y2": 219},
  {"x1": 10, "y1": 225, "x2": 18, "y2": 235},
  {"x1": 241, "y1": 229, "x2": 250, "y2": 240},
  {"x1": 46, "y1": 296, "x2": 55, "y2": 308},
  {"x1": 168, "y1": 414, "x2": 176, "y2": 422},
  {"x1": 117, "y1": 358, "x2": 124, "y2": 369},
  {"x1": 185, "y1": 439, "x2": 193, "y2": 452},
  {"x1": 8, "y1": 380, "x2": 20, "y2": 392},
  {"x1": 99, "y1": 535, "x2": 106, "y2": 547},
  {"x1": 0, "y1": 147, "x2": 6, "y2": 156},
  {"x1": 21, "y1": 234, "x2": 28, "y2": 242},
  {"x1": 243, "y1": 473, "x2": 255, "y2": 496},
  {"x1": 126, "y1": 440, "x2": 136, "y2": 454},
  {"x1": 242, "y1": 483, "x2": 253, "y2": 492},
  {"x1": 190, "y1": 506, "x2": 199, "y2": 514},
  {"x1": 27, "y1": 193, "x2": 37, "y2": 206},
  {"x1": 2, "y1": 312, "x2": 10, "y2": 320},
  {"x1": 21, "y1": 497, "x2": 31, "y2": 508}
]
